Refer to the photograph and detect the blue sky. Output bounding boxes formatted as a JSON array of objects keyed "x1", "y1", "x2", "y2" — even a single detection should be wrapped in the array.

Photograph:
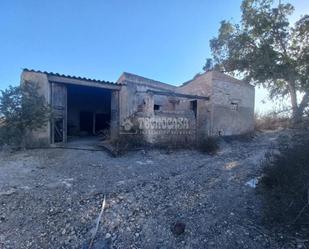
[{"x1": 0, "y1": 0, "x2": 308, "y2": 113}]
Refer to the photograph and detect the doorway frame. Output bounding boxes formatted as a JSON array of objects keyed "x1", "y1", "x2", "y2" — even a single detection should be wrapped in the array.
[{"x1": 49, "y1": 79, "x2": 120, "y2": 145}]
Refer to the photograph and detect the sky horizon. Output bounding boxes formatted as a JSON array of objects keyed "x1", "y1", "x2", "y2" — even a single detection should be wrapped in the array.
[{"x1": 1, "y1": 0, "x2": 308, "y2": 113}]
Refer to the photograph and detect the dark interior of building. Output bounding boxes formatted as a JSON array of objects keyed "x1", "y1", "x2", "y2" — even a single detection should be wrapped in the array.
[{"x1": 66, "y1": 84, "x2": 111, "y2": 139}]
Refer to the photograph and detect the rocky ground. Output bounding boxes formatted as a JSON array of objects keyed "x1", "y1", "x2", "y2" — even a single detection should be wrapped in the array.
[{"x1": 0, "y1": 130, "x2": 299, "y2": 249}]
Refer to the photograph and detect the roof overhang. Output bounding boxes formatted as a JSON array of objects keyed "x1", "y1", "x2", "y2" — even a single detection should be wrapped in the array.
[
  {"x1": 23, "y1": 69, "x2": 121, "y2": 91},
  {"x1": 47, "y1": 75, "x2": 121, "y2": 91}
]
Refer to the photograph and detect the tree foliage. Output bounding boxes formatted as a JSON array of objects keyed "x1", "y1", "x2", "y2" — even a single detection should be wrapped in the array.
[
  {"x1": 207, "y1": 0, "x2": 309, "y2": 122},
  {"x1": 202, "y1": 58, "x2": 214, "y2": 72},
  {"x1": 0, "y1": 82, "x2": 51, "y2": 147}
]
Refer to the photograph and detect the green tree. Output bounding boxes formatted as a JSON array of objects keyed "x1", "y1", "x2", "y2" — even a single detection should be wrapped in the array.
[
  {"x1": 0, "y1": 82, "x2": 51, "y2": 147},
  {"x1": 202, "y1": 58, "x2": 214, "y2": 72},
  {"x1": 207, "y1": 0, "x2": 309, "y2": 123}
]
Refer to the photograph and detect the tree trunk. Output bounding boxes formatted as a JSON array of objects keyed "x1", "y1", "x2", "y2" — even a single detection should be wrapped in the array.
[
  {"x1": 292, "y1": 108, "x2": 303, "y2": 125},
  {"x1": 287, "y1": 82, "x2": 302, "y2": 124},
  {"x1": 299, "y1": 92, "x2": 309, "y2": 118}
]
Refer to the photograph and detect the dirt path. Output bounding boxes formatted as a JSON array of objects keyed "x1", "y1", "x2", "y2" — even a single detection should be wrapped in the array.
[{"x1": 0, "y1": 131, "x2": 287, "y2": 248}]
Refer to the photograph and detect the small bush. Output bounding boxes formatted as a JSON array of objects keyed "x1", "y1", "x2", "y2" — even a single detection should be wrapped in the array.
[
  {"x1": 110, "y1": 133, "x2": 146, "y2": 155},
  {"x1": 255, "y1": 113, "x2": 290, "y2": 131},
  {"x1": 259, "y1": 132, "x2": 309, "y2": 231},
  {"x1": 223, "y1": 132, "x2": 255, "y2": 143},
  {"x1": 0, "y1": 82, "x2": 51, "y2": 148},
  {"x1": 197, "y1": 136, "x2": 219, "y2": 154}
]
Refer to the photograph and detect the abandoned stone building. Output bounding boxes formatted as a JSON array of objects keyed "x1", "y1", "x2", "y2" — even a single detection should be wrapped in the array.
[{"x1": 21, "y1": 69, "x2": 255, "y2": 146}]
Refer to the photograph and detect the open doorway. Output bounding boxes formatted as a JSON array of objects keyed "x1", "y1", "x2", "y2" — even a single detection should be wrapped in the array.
[
  {"x1": 80, "y1": 111, "x2": 93, "y2": 134},
  {"x1": 190, "y1": 100, "x2": 197, "y2": 118},
  {"x1": 95, "y1": 113, "x2": 111, "y2": 133},
  {"x1": 66, "y1": 84, "x2": 112, "y2": 143}
]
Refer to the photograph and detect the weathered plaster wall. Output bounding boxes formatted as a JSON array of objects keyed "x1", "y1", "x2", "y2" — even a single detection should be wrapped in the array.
[
  {"x1": 177, "y1": 73, "x2": 212, "y2": 137},
  {"x1": 110, "y1": 91, "x2": 119, "y2": 139},
  {"x1": 177, "y1": 71, "x2": 255, "y2": 136},
  {"x1": 118, "y1": 78, "x2": 176, "y2": 130},
  {"x1": 119, "y1": 81, "x2": 138, "y2": 124},
  {"x1": 153, "y1": 112, "x2": 196, "y2": 145},
  {"x1": 211, "y1": 76, "x2": 255, "y2": 136},
  {"x1": 177, "y1": 73, "x2": 213, "y2": 96},
  {"x1": 118, "y1": 83, "x2": 197, "y2": 145},
  {"x1": 134, "y1": 110, "x2": 196, "y2": 145}
]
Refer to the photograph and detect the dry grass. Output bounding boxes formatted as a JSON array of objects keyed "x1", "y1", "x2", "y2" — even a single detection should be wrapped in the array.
[
  {"x1": 254, "y1": 113, "x2": 290, "y2": 131},
  {"x1": 109, "y1": 134, "x2": 220, "y2": 156}
]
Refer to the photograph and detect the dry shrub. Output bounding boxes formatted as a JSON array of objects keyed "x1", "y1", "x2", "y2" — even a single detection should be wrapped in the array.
[
  {"x1": 110, "y1": 134, "x2": 220, "y2": 156},
  {"x1": 197, "y1": 136, "x2": 219, "y2": 154},
  {"x1": 255, "y1": 113, "x2": 290, "y2": 131},
  {"x1": 223, "y1": 132, "x2": 255, "y2": 143},
  {"x1": 97, "y1": 129, "x2": 110, "y2": 141},
  {"x1": 259, "y1": 132, "x2": 309, "y2": 232},
  {"x1": 292, "y1": 116, "x2": 309, "y2": 129},
  {"x1": 110, "y1": 133, "x2": 146, "y2": 156},
  {"x1": 111, "y1": 135, "x2": 195, "y2": 155}
]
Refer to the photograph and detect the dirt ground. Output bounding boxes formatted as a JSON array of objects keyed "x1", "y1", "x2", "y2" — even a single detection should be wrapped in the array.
[{"x1": 0, "y1": 131, "x2": 296, "y2": 249}]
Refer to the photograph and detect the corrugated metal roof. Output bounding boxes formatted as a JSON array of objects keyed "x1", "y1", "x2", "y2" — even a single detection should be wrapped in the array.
[{"x1": 23, "y1": 68, "x2": 118, "y2": 85}]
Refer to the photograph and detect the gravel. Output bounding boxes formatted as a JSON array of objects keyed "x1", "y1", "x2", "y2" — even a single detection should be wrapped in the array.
[{"x1": 0, "y1": 131, "x2": 294, "y2": 248}]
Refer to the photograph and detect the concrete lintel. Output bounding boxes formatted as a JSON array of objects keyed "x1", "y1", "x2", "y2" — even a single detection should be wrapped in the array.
[{"x1": 146, "y1": 90, "x2": 210, "y2": 100}]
